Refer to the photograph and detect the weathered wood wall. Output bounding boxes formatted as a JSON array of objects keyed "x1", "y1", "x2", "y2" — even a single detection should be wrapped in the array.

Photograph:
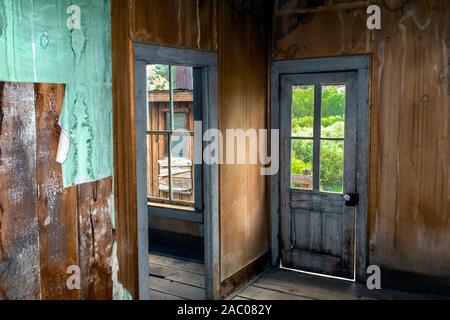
[
  {"x1": 272, "y1": 0, "x2": 450, "y2": 284},
  {"x1": 111, "y1": 0, "x2": 270, "y2": 298},
  {"x1": 0, "y1": 82, "x2": 113, "y2": 300},
  {"x1": 219, "y1": 2, "x2": 270, "y2": 282}
]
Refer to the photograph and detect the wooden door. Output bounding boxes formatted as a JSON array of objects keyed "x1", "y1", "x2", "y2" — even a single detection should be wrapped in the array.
[{"x1": 280, "y1": 72, "x2": 358, "y2": 279}]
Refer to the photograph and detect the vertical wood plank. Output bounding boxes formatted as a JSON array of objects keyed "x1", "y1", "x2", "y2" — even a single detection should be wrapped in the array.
[
  {"x1": 78, "y1": 177, "x2": 114, "y2": 300},
  {"x1": 35, "y1": 83, "x2": 80, "y2": 300},
  {"x1": 0, "y1": 82, "x2": 40, "y2": 300},
  {"x1": 111, "y1": 0, "x2": 139, "y2": 298}
]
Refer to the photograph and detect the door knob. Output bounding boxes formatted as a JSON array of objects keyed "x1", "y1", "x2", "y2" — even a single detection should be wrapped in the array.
[{"x1": 344, "y1": 193, "x2": 359, "y2": 207}]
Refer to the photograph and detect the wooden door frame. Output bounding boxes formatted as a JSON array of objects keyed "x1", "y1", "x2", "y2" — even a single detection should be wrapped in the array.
[
  {"x1": 271, "y1": 56, "x2": 370, "y2": 283},
  {"x1": 134, "y1": 42, "x2": 220, "y2": 300}
]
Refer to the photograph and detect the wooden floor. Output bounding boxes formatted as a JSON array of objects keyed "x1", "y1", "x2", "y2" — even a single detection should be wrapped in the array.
[
  {"x1": 149, "y1": 254, "x2": 446, "y2": 300},
  {"x1": 231, "y1": 268, "x2": 446, "y2": 300},
  {"x1": 149, "y1": 253, "x2": 206, "y2": 300}
]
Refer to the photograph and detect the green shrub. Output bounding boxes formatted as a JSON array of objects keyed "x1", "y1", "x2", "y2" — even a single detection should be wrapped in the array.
[{"x1": 291, "y1": 157, "x2": 312, "y2": 175}]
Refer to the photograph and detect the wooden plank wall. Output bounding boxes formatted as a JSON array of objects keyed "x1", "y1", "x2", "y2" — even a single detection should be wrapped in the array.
[
  {"x1": 272, "y1": 0, "x2": 450, "y2": 280},
  {"x1": 111, "y1": 0, "x2": 270, "y2": 298},
  {"x1": 78, "y1": 178, "x2": 113, "y2": 300},
  {"x1": 0, "y1": 82, "x2": 113, "y2": 300},
  {"x1": 219, "y1": 2, "x2": 270, "y2": 282},
  {"x1": 35, "y1": 84, "x2": 80, "y2": 300}
]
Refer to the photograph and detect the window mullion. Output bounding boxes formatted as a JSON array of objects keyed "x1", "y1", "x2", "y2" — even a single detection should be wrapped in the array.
[
  {"x1": 313, "y1": 85, "x2": 322, "y2": 191},
  {"x1": 168, "y1": 65, "x2": 175, "y2": 200}
]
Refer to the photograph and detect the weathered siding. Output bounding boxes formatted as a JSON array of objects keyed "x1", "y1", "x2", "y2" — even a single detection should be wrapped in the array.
[
  {"x1": 272, "y1": 0, "x2": 450, "y2": 281},
  {"x1": 35, "y1": 84, "x2": 80, "y2": 300},
  {"x1": 0, "y1": 83, "x2": 41, "y2": 300},
  {"x1": 78, "y1": 178, "x2": 114, "y2": 300}
]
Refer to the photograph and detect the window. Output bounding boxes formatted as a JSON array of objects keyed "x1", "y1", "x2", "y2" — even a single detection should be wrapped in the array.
[
  {"x1": 291, "y1": 84, "x2": 346, "y2": 193},
  {"x1": 146, "y1": 64, "x2": 201, "y2": 209}
]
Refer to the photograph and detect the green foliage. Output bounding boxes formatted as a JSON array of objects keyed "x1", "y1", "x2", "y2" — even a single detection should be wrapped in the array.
[
  {"x1": 291, "y1": 157, "x2": 312, "y2": 175},
  {"x1": 148, "y1": 65, "x2": 169, "y2": 91},
  {"x1": 321, "y1": 120, "x2": 345, "y2": 138},
  {"x1": 292, "y1": 86, "x2": 345, "y2": 118},
  {"x1": 292, "y1": 140, "x2": 313, "y2": 166},
  {"x1": 292, "y1": 86, "x2": 314, "y2": 118},
  {"x1": 322, "y1": 115, "x2": 344, "y2": 127},
  {"x1": 322, "y1": 86, "x2": 345, "y2": 117},
  {"x1": 320, "y1": 142, "x2": 344, "y2": 192}
]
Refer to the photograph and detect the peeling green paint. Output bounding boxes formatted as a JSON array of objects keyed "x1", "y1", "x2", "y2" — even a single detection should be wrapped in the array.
[
  {"x1": 0, "y1": 0, "x2": 113, "y2": 187},
  {"x1": 112, "y1": 242, "x2": 133, "y2": 300}
]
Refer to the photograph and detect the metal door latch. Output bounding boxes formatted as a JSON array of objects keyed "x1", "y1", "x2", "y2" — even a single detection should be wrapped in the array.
[{"x1": 344, "y1": 193, "x2": 359, "y2": 207}]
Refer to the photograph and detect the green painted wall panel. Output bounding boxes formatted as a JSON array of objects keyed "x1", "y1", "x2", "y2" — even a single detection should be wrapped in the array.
[{"x1": 0, "y1": 0, "x2": 112, "y2": 187}]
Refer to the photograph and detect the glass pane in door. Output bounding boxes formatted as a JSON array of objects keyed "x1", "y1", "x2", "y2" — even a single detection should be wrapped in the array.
[
  {"x1": 291, "y1": 139, "x2": 314, "y2": 190},
  {"x1": 321, "y1": 85, "x2": 346, "y2": 139},
  {"x1": 320, "y1": 140, "x2": 344, "y2": 193},
  {"x1": 292, "y1": 85, "x2": 314, "y2": 138}
]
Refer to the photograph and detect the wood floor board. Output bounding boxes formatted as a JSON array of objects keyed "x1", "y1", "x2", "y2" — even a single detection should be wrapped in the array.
[
  {"x1": 233, "y1": 296, "x2": 253, "y2": 300},
  {"x1": 149, "y1": 254, "x2": 205, "y2": 300},
  {"x1": 149, "y1": 276, "x2": 205, "y2": 300},
  {"x1": 239, "y1": 285, "x2": 313, "y2": 300},
  {"x1": 148, "y1": 254, "x2": 445, "y2": 301},
  {"x1": 150, "y1": 254, "x2": 205, "y2": 275},
  {"x1": 254, "y1": 270, "x2": 359, "y2": 300},
  {"x1": 149, "y1": 289, "x2": 187, "y2": 300},
  {"x1": 150, "y1": 264, "x2": 205, "y2": 288}
]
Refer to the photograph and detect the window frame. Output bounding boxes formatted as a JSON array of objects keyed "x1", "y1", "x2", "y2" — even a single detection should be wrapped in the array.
[{"x1": 290, "y1": 83, "x2": 347, "y2": 193}]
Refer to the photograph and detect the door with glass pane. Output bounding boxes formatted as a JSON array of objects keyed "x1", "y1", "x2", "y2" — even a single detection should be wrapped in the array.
[{"x1": 280, "y1": 72, "x2": 357, "y2": 279}]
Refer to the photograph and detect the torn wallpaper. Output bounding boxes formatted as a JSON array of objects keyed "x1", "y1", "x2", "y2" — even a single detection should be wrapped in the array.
[{"x1": 0, "y1": 0, "x2": 112, "y2": 187}]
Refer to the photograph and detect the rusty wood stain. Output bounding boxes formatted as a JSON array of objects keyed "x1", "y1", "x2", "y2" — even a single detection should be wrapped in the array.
[
  {"x1": 78, "y1": 177, "x2": 113, "y2": 300},
  {"x1": 35, "y1": 83, "x2": 81, "y2": 300}
]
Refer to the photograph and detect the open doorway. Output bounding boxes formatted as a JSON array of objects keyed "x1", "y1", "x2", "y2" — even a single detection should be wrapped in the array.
[
  {"x1": 134, "y1": 43, "x2": 219, "y2": 300},
  {"x1": 147, "y1": 64, "x2": 205, "y2": 299},
  {"x1": 271, "y1": 56, "x2": 370, "y2": 283}
]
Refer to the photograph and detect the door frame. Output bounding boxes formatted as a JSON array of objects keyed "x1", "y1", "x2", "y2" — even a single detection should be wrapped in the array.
[
  {"x1": 271, "y1": 56, "x2": 370, "y2": 282},
  {"x1": 134, "y1": 42, "x2": 220, "y2": 299}
]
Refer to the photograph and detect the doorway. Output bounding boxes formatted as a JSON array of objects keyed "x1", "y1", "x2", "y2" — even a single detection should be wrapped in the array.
[
  {"x1": 271, "y1": 56, "x2": 370, "y2": 282},
  {"x1": 134, "y1": 43, "x2": 220, "y2": 300}
]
